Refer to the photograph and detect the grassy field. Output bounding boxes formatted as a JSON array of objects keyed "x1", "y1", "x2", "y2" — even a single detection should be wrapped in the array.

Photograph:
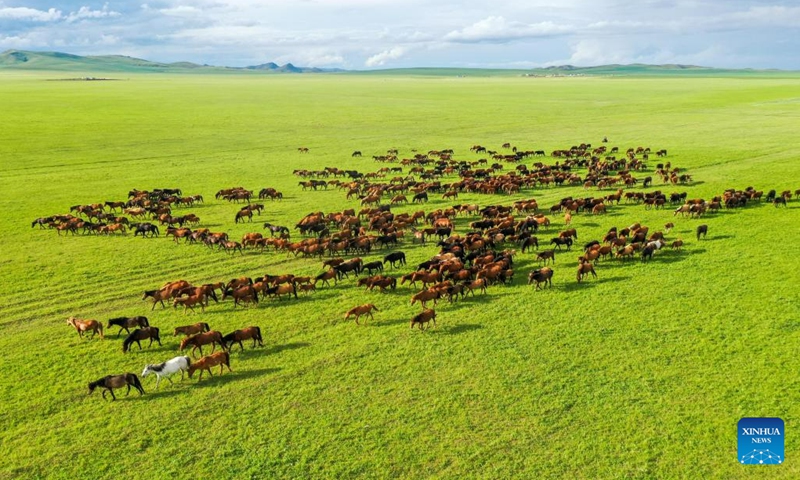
[{"x1": 1, "y1": 72, "x2": 799, "y2": 479}]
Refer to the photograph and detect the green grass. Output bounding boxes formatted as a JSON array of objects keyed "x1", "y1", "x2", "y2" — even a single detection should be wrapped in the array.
[{"x1": 1, "y1": 73, "x2": 799, "y2": 479}]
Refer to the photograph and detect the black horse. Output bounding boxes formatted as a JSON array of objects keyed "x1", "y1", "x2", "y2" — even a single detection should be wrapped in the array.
[
  {"x1": 383, "y1": 251, "x2": 407, "y2": 268},
  {"x1": 527, "y1": 268, "x2": 554, "y2": 290},
  {"x1": 362, "y1": 261, "x2": 384, "y2": 275},
  {"x1": 133, "y1": 222, "x2": 159, "y2": 237},
  {"x1": 550, "y1": 237, "x2": 573, "y2": 250},
  {"x1": 122, "y1": 327, "x2": 162, "y2": 353},
  {"x1": 88, "y1": 373, "x2": 145, "y2": 401},
  {"x1": 107, "y1": 316, "x2": 149, "y2": 337}
]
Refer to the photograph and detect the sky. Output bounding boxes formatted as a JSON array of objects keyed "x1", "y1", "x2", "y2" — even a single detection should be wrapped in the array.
[{"x1": 1, "y1": 1, "x2": 799, "y2": 69}]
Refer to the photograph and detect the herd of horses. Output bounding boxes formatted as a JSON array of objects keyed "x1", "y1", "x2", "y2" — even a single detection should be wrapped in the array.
[
  {"x1": 56, "y1": 143, "x2": 797, "y2": 399},
  {"x1": 72, "y1": 314, "x2": 264, "y2": 399}
]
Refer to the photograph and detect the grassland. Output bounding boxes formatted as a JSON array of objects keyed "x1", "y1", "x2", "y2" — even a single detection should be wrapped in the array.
[{"x1": 1, "y1": 72, "x2": 799, "y2": 479}]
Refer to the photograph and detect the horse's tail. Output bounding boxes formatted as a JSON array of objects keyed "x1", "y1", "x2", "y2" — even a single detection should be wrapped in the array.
[
  {"x1": 98, "y1": 323, "x2": 104, "y2": 339},
  {"x1": 372, "y1": 305, "x2": 380, "y2": 312},
  {"x1": 255, "y1": 326, "x2": 262, "y2": 342},
  {"x1": 223, "y1": 351, "x2": 231, "y2": 368},
  {"x1": 292, "y1": 283, "x2": 297, "y2": 298},
  {"x1": 152, "y1": 326, "x2": 160, "y2": 341}
]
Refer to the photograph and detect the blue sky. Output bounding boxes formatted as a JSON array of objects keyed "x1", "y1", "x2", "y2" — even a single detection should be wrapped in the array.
[{"x1": 1, "y1": 1, "x2": 798, "y2": 69}]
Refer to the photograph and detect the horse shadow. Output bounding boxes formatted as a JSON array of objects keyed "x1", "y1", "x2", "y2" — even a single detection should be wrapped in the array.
[
  {"x1": 139, "y1": 388, "x2": 187, "y2": 401},
  {"x1": 263, "y1": 342, "x2": 310, "y2": 356},
  {"x1": 703, "y1": 234, "x2": 734, "y2": 241},
  {"x1": 192, "y1": 367, "x2": 281, "y2": 388},
  {"x1": 443, "y1": 324, "x2": 482, "y2": 335}
]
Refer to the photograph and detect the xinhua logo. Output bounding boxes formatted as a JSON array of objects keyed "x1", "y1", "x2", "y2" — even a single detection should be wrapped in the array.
[{"x1": 738, "y1": 418, "x2": 784, "y2": 465}]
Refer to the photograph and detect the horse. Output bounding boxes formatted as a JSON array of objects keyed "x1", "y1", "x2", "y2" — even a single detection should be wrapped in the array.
[
  {"x1": 180, "y1": 331, "x2": 226, "y2": 358},
  {"x1": 222, "y1": 285, "x2": 259, "y2": 307},
  {"x1": 142, "y1": 289, "x2": 170, "y2": 310},
  {"x1": 527, "y1": 267, "x2": 554, "y2": 290},
  {"x1": 142, "y1": 356, "x2": 191, "y2": 389},
  {"x1": 133, "y1": 222, "x2": 159, "y2": 237},
  {"x1": 576, "y1": 263, "x2": 597, "y2": 283},
  {"x1": 173, "y1": 294, "x2": 207, "y2": 313},
  {"x1": 536, "y1": 250, "x2": 556, "y2": 265},
  {"x1": 383, "y1": 251, "x2": 407, "y2": 268},
  {"x1": 235, "y1": 209, "x2": 253, "y2": 224},
  {"x1": 67, "y1": 317, "x2": 104, "y2": 339},
  {"x1": 362, "y1": 261, "x2": 384, "y2": 275},
  {"x1": 187, "y1": 351, "x2": 232, "y2": 381},
  {"x1": 223, "y1": 326, "x2": 264, "y2": 350},
  {"x1": 174, "y1": 322, "x2": 211, "y2": 336},
  {"x1": 410, "y1": 309, "x2": 436, "y2": 330},
  {"x1": 263, "y1": 223, "x2": 290, "y2": 237},
  {"x1": 107, "y1": 316, "x2": 149, "y2": 337},
  {"x1": 696, "y1": 224, "x2": 708, "y2": 241},
  {"x1": 411, "y1": 289, "x2": 440, "y2": 308},
  {"x1": 88, "y1": 373, "x2": 145, "y2": 401},
  {"x1": 550, "y1": 237, "x2": 572, "y2": 250},
  {"x1": 122, "y1": 327, "x2": 162, "y2": 353},
  {"x1": 520, "y1": 236, "x2": 539, "y2": 253},
  {"x1": 344, "y1": 304, "x2": 380, "y2": 325}
]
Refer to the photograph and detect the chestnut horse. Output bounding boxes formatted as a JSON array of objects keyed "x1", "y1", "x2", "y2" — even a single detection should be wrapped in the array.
[
  {"x1": 344, "y1": 304, "x2": 380, "y2": 325},
  {"x1": 67, "y1": 317, "x2": 103, "y2": 339},
  {"x1": 222, "y1": 326, "x2": 264, "y2": 350},
  {"x1": 187, "y1": 351, "x2": 232, "y2": 381},
  {"x1": 180, "y1": 331, "x2": 226, "y2": 358},
  {"x1": 173, "y1": 322, "x2": 210, "y2": 336},
  {"x1": 88, "y1": 373, "x2": 144, "y2": 401}
]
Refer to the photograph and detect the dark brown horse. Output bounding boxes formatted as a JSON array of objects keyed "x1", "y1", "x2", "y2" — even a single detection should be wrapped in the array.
[
  {"x1": 527, "y1": 267, "x2": 554, "y2": 290},
  {"x1": 107, "y1": 316, "x2": 149, "y2": 337},
  {"x1": 222, "y1": 326, "x2": 263, "y2": 350},
  {"x1": 410, "y1": 309, "x2": 437, "y2": 330},
  {"x1": 122, "y1": 327, "x2": 162, "y2": 353},
  {"x1": 179, "y1": 331, "x2": 226, "y2": 358},
  {"x1": 88, "y1": 373, "x2": 145, "y2": 401}
]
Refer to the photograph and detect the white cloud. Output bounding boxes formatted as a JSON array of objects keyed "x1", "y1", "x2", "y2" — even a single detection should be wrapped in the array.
[
  {"x1": 159, "y1": 6, "x2": 202, "y2": 16},
  {"x1": 66, "y1": 4, "x2": 121, "y2": 22},
  {"x1": 365, "y1": 46, "x2": 407, "y2": 66},
  {"x1": 444, "y1": 16, "x2": 573, "y2": 43},
  {"x1": 0, "y1": 7, "x2": 62, "y2": 22}
]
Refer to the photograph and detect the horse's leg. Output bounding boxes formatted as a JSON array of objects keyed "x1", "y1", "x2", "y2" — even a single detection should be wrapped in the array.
[
  {"x1": 137, "y1": 340, "x2": 142, "y2": 350},
  {"x1": 239, "y1": 340, "x2": 244, "y2": 351},
  {"x1": 155, "y1": 375, "x2": 161, "y2": 390},
  {"x1": 165, "y1": 376, "x2": 174, "y2": 386}
]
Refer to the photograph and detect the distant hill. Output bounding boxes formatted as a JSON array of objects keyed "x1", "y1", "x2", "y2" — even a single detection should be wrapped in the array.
[
  {"x1": 0, "y1": 50, "x2": 343, "y2": 74},
  {"x1": 0, "y1": 50, "x2": 792, "y2": 76}
]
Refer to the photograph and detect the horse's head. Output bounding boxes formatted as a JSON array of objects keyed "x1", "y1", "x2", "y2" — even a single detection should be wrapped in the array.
[
  {"x1": 87, "y1": 382, "x2": 97, "y2": 395},
  {"x1": 179, "y1": 337, "x2": 190, "y2": 351},
  {"x1": 141, "y1": 366, "x2": 151, "y2": 377}
]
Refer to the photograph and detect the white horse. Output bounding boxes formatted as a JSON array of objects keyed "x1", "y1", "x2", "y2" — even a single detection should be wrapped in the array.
[{"x1": 141, "y1": 356, "x2": 191, "y2": 389}]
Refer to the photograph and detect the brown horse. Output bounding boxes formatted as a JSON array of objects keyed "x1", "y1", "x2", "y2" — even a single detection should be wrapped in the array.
[
  {"x1": 173, "y1": 294, "x2": 207, "y2": 313},
  {"x1": 173, "y1": 322, "x2": 210, "y2": 336},
  {"x1": 180, "y1": 331, "x2": 226, "y2": 358},
  {"x1": 122, "y1": 327, "x2": 162, "y2": 353},
  {"x1": 88, "y1": 373, "x2": 145, "y2": 401},
  {"x1": 410, "y1": 309, "x2": 437, "y2": 330},
  {"x1": 222, "y1": 326, "x2": 264, "y2": 350},
  {"x1": 410, "y1": 289, "x2": 440, "y2": 308},
  {"x1": 527, "y1": 267, "x2": 554, "y2": 290},
  {"x1": 142, "y1": 289, "x2": 170, "y2": 310},
  {"x1": 576, "y1": 263, "x2": 597, "y2": 283},
  {"x1": 187, "y1": 351, "x2": 232, "y2": 381},
  {"x1": 67, "y1": 317, "x2": 104, "y2": 339},
  {"x1": 344, "y1": 304, "x2": 380, "y2": 325}
]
